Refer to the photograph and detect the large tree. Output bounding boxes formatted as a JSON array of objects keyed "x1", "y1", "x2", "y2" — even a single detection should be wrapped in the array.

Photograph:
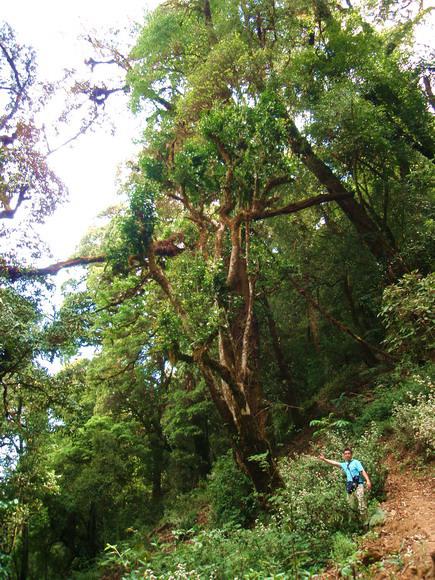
[
  {"x1": 99, "y1": 0, "x2": 432, "y2": 492},
  {"x1": 1, "y1": 0, "x2": 433, "y2": 495}
]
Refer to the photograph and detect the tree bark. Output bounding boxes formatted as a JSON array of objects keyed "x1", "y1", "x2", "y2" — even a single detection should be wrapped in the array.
[
  {"x1": 202, "y1": 358, "x2": 282, "y2": 493},
  {"x1": 149, "y1": 220, "x2": 282, "y2": 493},
  {"x1": 86, "y1": 502, "x2": 98, "y2": 559},
  {"x1": 212, "y1": 219, "x2": 282, "y2": 493},
  {"x1": 18, "y1": 524, "x2": 29, "y2": 580},
  {"x1": 0, "y1": 256, "x2": 106, "y2": 281}
]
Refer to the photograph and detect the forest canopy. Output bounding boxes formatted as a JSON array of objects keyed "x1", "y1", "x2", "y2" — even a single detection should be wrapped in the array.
[{"x1": 0, "y1": 0, "x2": 434, "y2": 578}]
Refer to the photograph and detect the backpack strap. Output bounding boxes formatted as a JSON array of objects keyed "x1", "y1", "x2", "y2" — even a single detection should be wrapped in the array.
[{"x1": 346, "y1": 460, "x2": 363, "y2": 483}]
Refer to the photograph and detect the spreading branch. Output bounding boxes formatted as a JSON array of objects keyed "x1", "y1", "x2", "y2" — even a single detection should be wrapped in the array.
[
  {"x1": 43, "y1": 107, "x2": 100, "y2": 156},
  {"x1": 0, "y1": 185, "x2": 30, "y2": 220},
  {"x1": 0, "y1": 35, "x2": 33, "y2": 131},
  {"x1": 87, "y1": 85, "x2": 129, "y2": 107},
  {"x1": 0, "y1": 232, "x2": 189, "y2": 282},
  {"x1": 248, "y1": 191, "x2": 352, "y2": 221},
  {"x1": 85, "y1": 57, "x2": 118, "y2": 71},
  {"x1": 263, "y1": 175, "x2": 295, "y2": 195},
  {"x1": 423, "y1": 75, "x2": 435, "y2": 111},
  {"x1": 0, "y1": 130, "x2": 17, "y2": 146},
  {"x1": 0, "y1": 256, "x2": 106, "y2": 281}
]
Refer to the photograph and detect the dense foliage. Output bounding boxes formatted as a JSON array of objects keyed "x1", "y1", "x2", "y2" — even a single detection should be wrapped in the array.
[{"x1": 0, "y1": 0, "x2": 434, "y2": 578}]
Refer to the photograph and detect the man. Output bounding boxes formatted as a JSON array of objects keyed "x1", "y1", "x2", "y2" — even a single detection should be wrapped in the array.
[{"x1": 319, "y1": 447, "x2": 372, "y2": 525}]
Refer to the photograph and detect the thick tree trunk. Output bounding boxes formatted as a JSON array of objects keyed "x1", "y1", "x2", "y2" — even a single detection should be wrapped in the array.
[
  {"x1": 150, "y1": 434, "x2": 164, "y2": 502},
  {"x1": 232, "y1": 405, "x2": 282, "y2": 494},
  {"x1": 86, "y1": 502, "x2": 98, "y2": 559},
  {"x1": 148, "y1": 216, "x2": 282, "y2": 494},
  {"x1": 209, "y1": 219, "x2": 282, "y2": 493},
  {"x1": 19, "y1": 524, "x2": 29, "y2": 580},
  {"x1": 201, "y1": 359, "x2": 282, "y2": 494}
]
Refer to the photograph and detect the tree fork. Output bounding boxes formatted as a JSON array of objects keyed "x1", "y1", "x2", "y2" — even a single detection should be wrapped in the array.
[{"x1": 200, "y1": 361, "x2": 283, "y2": 494}]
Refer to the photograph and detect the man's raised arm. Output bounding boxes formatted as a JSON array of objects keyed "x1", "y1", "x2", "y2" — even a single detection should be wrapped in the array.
[{"x1": 318, "y1": 454, "x2": 341, "y2": 467}]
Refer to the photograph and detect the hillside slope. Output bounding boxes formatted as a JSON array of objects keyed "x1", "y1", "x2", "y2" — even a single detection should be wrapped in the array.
[{"x1": 324, "y1": 456, "x2": 435, "y2": 579}]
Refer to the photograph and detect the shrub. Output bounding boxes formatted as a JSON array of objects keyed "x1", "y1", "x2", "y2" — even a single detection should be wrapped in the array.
[
  {"x1": 347, "y1": 363, "x2": 434, "y2": 435},
  {"x1": 162, "y1": 486, "x2": 208, "y2": 531},
  {"x1": 206, "y1": 451, "x2": 258, "y2": 528},
  {"x1": 392, "y1": 390, "x2": 435, "y2": 458},
  {"x1": 331, "y1": 532, "x2": 358, "y2": 565},
  {"x1": 380, "y1": 271, "x2": 435, "y2": 362},
  {"x1": 329, "y1": 532, "x2": 361, "y2": 578},
  {"x1": 95, "y1": 428, "x2": 385, "y2": 579}
]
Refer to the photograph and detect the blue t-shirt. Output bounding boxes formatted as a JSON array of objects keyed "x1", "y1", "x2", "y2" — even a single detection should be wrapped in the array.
[{"x1": 340, "y1": 459, "x2": 364, "y2": 484}]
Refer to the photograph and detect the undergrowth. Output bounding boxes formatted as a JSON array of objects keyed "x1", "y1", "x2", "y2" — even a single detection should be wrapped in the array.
[
  {"x1": 94, "y1": 425, "x2": 385, "y2": 579},
  {"x1": 86, "y1": 364, "x2": 434, "y2": 579}
]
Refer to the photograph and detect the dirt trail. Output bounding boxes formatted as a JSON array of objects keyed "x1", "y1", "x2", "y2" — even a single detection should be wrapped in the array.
[
  {"x1": 325, "y1": 456, "x2": 435, "y2": 579},
  {"x1": 361, "y1": 456, "x2": 435, "y2": 579}
]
